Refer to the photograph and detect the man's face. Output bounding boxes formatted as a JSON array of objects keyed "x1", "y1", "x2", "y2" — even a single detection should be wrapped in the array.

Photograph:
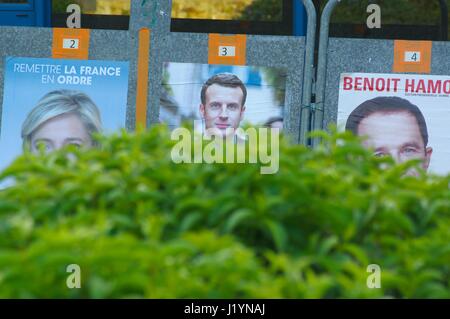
[
  {"x1": 30, "y1": 113, "x2": 93, "y2": 153},
  {"x1": 200, "y1": 84, "x2": 246, "y2": 137},
  {"x1": 357, "y1": 111, "x2": 432, "y2": 175}
]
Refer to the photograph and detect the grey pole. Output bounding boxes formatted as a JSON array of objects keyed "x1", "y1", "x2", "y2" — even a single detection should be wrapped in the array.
[
  {"x1": 313, "y1": 0, "x2": 341, "y2": 145},
  {"x1": 299, "y1": 0, "x2": 317, "y2": 145}
]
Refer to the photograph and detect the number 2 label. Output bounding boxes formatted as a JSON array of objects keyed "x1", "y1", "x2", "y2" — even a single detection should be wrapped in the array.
[{"x1": 63, "y1": 38, "x2": 80, "y2": 49}]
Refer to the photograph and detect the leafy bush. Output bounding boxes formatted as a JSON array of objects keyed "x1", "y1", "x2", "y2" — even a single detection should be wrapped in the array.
[{"x1": 0, "y1": 126, "x2": 448, "y2": 298}]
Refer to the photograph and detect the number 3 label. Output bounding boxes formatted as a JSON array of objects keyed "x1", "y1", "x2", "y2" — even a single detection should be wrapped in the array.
[
  {"x1": 219, "y1": 46, "x2": 236, "y2": 57},
  {"x1": 63, "y1": 38, "x2": 80, "y2": 49},
  {"x1": 208, "y1": 34, "x2": 246, "y2": 65},
  {"x1": 404, "y1": 51, "x2": 421, "y2": 62}
]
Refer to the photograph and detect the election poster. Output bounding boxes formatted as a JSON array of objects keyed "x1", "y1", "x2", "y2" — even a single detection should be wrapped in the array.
[
  {"x1": 160, "y1": 62, "x2": 286, "y2": 133},
  {"x1": 338, "y1": 73, "x2": 450, "y2": 175},
  {"x1": 0, "y1": 56, "x2": 129, "y2": 171}
]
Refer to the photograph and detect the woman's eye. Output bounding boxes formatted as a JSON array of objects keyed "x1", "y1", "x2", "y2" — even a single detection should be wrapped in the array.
[{"x1": 35, "y1": 141, "x2": 52, "y2": 152}]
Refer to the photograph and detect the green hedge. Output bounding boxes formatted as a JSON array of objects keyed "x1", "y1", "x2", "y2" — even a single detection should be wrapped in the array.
[{"x1": 0, "y1": 126, "x2": 448, "y2": 298}]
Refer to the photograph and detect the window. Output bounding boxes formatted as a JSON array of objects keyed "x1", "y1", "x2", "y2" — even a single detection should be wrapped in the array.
[
  {"x1": 52, "y1": 0, "x2": 130, "y2": 30},
  {"x1": 171, "y1": 0, "x2": 294, "y2": 35},
  {"x1": 321, "y1": 0, "x2": 449, "y2": 41},
  {"x1": 172, "y1": 0, "x2": 283, "y2": 21}
]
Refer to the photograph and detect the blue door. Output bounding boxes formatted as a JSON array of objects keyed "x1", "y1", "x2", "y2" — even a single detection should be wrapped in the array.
[
  {"x1": 293, "y1": 0, "x2": 307, "y2": 36},
  {"x1": 0, "y1": 0, "x2": 51, "y2": 27}
]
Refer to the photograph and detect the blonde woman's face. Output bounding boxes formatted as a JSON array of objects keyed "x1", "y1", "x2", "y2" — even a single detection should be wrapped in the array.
[{"x1": 30, "y1": 113, "x2": 92, "y2": 153}]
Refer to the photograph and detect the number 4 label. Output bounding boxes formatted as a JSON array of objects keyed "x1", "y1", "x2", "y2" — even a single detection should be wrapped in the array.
[
  {"x1": 219, "y1": 46, "x2": 236, "y2": 57},
  {"x1": 393, "y1": 40, "x2": 431, "y2": 74},
  {"x1": 405, "y1": 51, "x2": 421, "y2": 62},
  {"x1": 63, "y1": 38, "x2": 80, "y2": 49}
]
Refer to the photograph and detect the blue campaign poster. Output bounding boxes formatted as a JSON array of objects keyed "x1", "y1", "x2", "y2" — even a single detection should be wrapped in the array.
[{"x1": 0, "y1": 56, "x2": 129, "y2": 171}]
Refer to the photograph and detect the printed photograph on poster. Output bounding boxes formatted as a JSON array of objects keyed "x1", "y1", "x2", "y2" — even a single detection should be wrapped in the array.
[
  {"x1": 160, "y1": 62, "x2": 287, "y2": 140},
  {"x1": 337, "y1": 73, "x2": 450, "y2": 175},
  {"x1": 0, "y1": 56, "x2": 129, "y2": 171}
]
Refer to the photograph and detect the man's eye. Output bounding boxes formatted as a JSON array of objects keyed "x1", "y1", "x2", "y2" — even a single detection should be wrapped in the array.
[
  {"x1": 403, "y1": 147, "x2": 417, "y2": 154},
  {"x1": 209, "y1": 104, "x2": 221, "y2": 109},
  {"x1": 374, "y1": 152, "x2": 387, "y2": 158},
  {"x1": 228, "y1": 104, "x2": 239, "y2": 110},
  {"x1": 68, "y1": 143, "x2": 82, "y2": 149}
]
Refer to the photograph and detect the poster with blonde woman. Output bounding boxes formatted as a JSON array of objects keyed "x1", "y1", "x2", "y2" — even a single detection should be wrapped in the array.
[{"x1": 0, "y1": 56, "x2": 129, "y2": 171}]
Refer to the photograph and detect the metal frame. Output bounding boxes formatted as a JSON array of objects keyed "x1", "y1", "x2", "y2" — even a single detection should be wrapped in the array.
[
  {"x1": 313, "y1": 0, "x2": 340, "y2": 139},
  {"x1": 0, "y1": 0, "x2": 317, "y2": 144},
  {"x1": 299, "y1": 0, "x2": 317, "y2": 144},
  {"x1": 314, "y1": 0, "x2": 450, "y2": 144}
]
